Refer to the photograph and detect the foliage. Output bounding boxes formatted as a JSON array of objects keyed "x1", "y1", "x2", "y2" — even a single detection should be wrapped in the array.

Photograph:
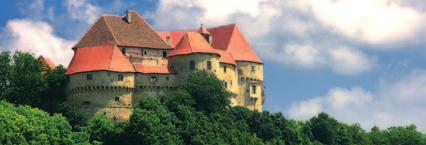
[
  {"x1": 1, "y1": 53, "x2": 426, "y2": 145},
  {"x1": 0, "y1": 101, "x2": 89, "y2": 145},
  {"x1": 183, "y1": 70, "x2": 232, "y2": 114}
]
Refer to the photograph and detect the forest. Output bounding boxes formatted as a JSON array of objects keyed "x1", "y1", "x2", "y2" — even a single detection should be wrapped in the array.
[{"x1": 0, "y1": 51, "x2": 426, "y2": 145}]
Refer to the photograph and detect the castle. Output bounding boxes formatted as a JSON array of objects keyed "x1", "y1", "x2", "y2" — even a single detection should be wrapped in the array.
[{"x1": 65, "y1": 10, "x2": 264, "y2": 120}]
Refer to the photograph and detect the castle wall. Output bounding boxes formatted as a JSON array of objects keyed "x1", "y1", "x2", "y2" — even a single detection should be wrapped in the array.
[
  {"x1": 133, "y1": 73, "x2": 178, "y2": 104},
  {"x1": 236, "y1": 62, "x2": 264, "y2": 111},
  {"x1": 169, "y1": 53, "x2": 220, "y2": 83},
  {"x1": 217, "y1": 63, "x2": 239, "y2": 105},
  {"x1": 120, "y1": 47, "x2": 171, "y2": 66},
  {"x1": 67, "y1": 71, "x2": 135, "y2": 121}
]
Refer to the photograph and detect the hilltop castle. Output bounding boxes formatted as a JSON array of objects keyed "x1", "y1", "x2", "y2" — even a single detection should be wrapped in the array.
[{"x1": 65, "y1": 10, "x2": 264, "y2": 120}]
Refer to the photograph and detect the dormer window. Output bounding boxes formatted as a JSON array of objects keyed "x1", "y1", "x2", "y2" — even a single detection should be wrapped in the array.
[
  {"x1": 162, "y1": 51, "x2": 167, "y2": 58},
  {"x1": 121, "y1": 48, "x2": 126, "y2": 55}
]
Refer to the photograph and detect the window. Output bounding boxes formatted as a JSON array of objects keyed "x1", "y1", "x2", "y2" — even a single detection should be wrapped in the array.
[
  {"x1": 86, "y1": 74, "x2": 93, "y2": 80},
  {"x1": 121, "y1": 48, "x2": 126, "y2": 54},
  {"x1": 251, "y1": 66, "x2": 256, "y2": 73},
  {"x1": 189, "y1": 60, "x2": 195, "y2": 70},
  {"x1": 252, "y1": 85, "x2": 257, "y2": 94},
  {"x1": 82, "y1": 101, "x2": 91, "y2": 105},
  {"x1": 224, "y1": 81, "x2": 228, "y2": 88},
  {"x1": 150, "y1": 76, "x2": 157, "y2": 82},
  {"x1": 141, "y1": 49, "x2": 144, "y2": 56},
  {"x1": 115, "y1": 97, "x2": 120, "y2": 102},
  {"x1": 118, "y1": 74, "x2": 123, "y2": 81},
  {"x1": 223, "y1": 65, "x2": 227, "y2": 73},
  {"x1": 207, "y1": 61, "x2": 212, "y2": 70},
  {"x1": 166, "y1": 76, "x2": 169, "y2": 81},
  {"x1": 144, "y1": 51, "x2": 147, "y2": 55},
  {"x1": 162, "y1": 51, "x2": 167, "y2": 58}
]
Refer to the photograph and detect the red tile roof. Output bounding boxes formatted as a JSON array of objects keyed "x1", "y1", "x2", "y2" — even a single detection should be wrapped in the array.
[
  {"x1": 74, "y1": 11, "x2": 170, "y2": 49},
  {"x1": 133, "y1": 64, "x2": 175, "y2": 74},
  {"x1": 217, "y1": 50, "x2": 236, "y2": 65},
  {"x1": 159, "y1": 24, "x2": 262, "y2": 63},
  {"x1": 168, "y1": 32, "x2": 221, "y2": 57},
  {"x1": 38, "y1": 56, "x2": 56, "y2": 69},
  {"x1": 209, "y1": 24, "x2": 263, "y2": 63},
  {"x1": 65, "y1": 45, "x2": 135, "y2": 75}
]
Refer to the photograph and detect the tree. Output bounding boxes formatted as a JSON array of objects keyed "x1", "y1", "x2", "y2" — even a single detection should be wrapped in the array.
[
  {"x1": 6, "y1": 51, "x2": 46, "y2": 106},
  {"x1": 127, "y1": 97, "x2": 181, "y2": 145},
  {"x1": 184, "y1": 70, "x2": 232, "y2": 114},
  {"x1": 164, "y1": 89, "x2": 195, "y2": 112},
  {"x1": 0, "y1": 52, "x2": 11, "y2": 99},
  {"x1": 385, "y1": 125, "x2": 426, "y2": 145},
  {"x1": 0, "y1": 101, "x2": 89, "y2": 144},
  {"x1": 40, "y1": 65, "x2": 68, "y2": 113},
  {"x1": 87, "y1": 114, "x2": 124, "y2": 145}
]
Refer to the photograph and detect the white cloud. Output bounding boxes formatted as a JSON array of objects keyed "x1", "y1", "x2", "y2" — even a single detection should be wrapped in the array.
[
  {"x1": 2, "y1": 19, "x2": 75, "y2": 66},
  {"x1": 288, "y1": 70, "x2": 426, "y2": 131},
  {"x1": 65, "y1": 0, "x2": 101, "y2": 24},
  {"x1": 329, "y1": 47, "x2": 373, "y2": 75},
  {"x1": 296, "y1": 0, "x2": 426, "y2": 45},
  {"x1": 262, "y1": 44, "x2": 373, "y2": 75}
]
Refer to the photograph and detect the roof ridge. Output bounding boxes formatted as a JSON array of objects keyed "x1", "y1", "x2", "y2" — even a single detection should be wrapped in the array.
[
  {"x1": 103, "y1": 17, "x2": 120, "y2": 45},
  {"x1": 185, "y1": 33, "x2": 194, "y2": 54},
  {"x1": 107, "y1": 45, "x2": 115, "y2": 71},
  {"x1": 131, "y1": 11, "x2": 171, "y2": 48},
  {"x1": 72, "y1": 16, "x2": 104, "y2": 49}
]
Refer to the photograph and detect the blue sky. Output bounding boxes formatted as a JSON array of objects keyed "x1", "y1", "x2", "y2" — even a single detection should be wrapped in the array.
[{"x1": 1, "y1": 0, "x2": 426, "y2": 132}]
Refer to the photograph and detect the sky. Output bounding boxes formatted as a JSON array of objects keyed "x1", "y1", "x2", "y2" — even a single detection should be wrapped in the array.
[{"x1": 1, "y1": 0, "x2": 426, "y2": 132}]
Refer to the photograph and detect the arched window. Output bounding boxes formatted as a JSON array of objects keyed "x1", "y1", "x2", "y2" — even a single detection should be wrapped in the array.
[{"x1": 189, "y1": 60, "x2": 195, "y2": 70}]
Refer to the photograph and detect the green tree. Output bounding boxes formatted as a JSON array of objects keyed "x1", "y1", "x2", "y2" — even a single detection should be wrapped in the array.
[
  {"x1": 184, "y1": 70, "x2": 232, "y2": 114},
  {"x1": 385, "y1": 125, "x2": 426, "y2": 145},
  {"x1": 164, "y1": 89, "x2": 195, "y2": 112},
  {"x1": 0, "y1": 101, "x2": 89, "y2": 144},
  {"x1": 87, "y1": 114, "x2": 124, "y2": 145},
  {"x1": 40, "y1": 65, "x2": 68, "y2": 113},
  {"x1": 127, "y1": 97, "x2": 181, "y2": 145},
  {"x1": 0, "y1": 52, "x2": 11, "y2": 99},
  {"x1": 6, "y1": 51, "x2": 46, "y2": 106}
]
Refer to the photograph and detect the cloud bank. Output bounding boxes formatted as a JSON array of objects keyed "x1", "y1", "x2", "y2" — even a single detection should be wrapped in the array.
[{"x1": 288, "y1": 70, "x2": 426, "y2": 131}]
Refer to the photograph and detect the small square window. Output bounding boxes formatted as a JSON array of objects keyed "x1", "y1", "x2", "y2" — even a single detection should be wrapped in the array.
[
  {"x1": 189, "y1": 61, "x2": 195, "y2": 70},
  {"x1": 115, "y1": 97, "x2": 120, "y2": 101},
  {"x1": 162, "y1": 51, "x2": 167, "y2": 58},
  {"x1": 118, "y1": 74, "x2": 124, "y2": 81},
  {"x1": 150, "y1": 76, "x2": 158, "y2": 82},
  {"x1": 252, "y1": 85, "x2": 257, "y2": 94},
  {"x1": 82, "y1": 101, "x2": 91, "y2": 105},
  {"x1": 207, "y1": 61, "x2": 212, "y2": 70},
  {"x1": 86, "y1": 74, "x2": 93, "y2": 80},
  {"x1": 251, "y1": 66, "x2": 256, "y2": 73}
]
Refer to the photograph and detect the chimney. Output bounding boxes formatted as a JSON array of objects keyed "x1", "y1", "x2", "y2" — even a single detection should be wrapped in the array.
[{"x1": 125, "y1": 10, "x2": 132, "y2": 23}]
